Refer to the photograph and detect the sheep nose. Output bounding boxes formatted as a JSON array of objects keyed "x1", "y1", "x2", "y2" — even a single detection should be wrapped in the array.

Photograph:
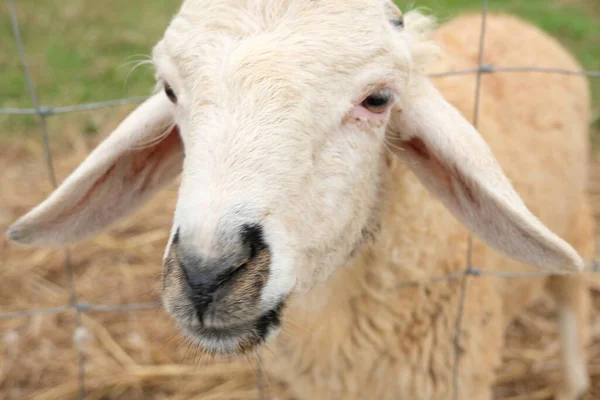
[{"x1": 175, "y1": 225, "x2": 267, "y2": 322}]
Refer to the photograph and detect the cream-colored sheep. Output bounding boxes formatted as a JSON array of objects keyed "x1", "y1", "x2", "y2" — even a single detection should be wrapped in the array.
[{"x1": 7, "y1": 1, "x2": 594, "y2": 399}]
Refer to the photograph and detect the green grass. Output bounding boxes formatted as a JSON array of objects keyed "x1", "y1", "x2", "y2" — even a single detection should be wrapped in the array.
[
  {"x1": 1, "y1": 0, "x2": 599, "y2": 140},
  {"x1": 0, "y1": 0, "x2": 179, "y2": 138}
]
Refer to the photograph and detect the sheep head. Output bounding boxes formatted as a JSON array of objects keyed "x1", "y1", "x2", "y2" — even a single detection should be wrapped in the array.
[{"x1": 7, "y1": 0, "x2": 584, "y2": 355}]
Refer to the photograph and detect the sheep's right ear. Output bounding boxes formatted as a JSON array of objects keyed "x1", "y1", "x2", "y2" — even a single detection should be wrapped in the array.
[
  {"x1": 387, "y1": 79, "x2": 584, "y2": 273},
  {"x1": 7, "y1": 93, "x2": 184, "y2": 247}
]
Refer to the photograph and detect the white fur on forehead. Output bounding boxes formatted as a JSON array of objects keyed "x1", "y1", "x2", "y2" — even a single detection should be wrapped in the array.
[
  {"x1": 401, "y1": 9, "x2": 441, "y2": 72},
  {"x1": 158, "y1": 0, "x2": 439, "y2": 77}
]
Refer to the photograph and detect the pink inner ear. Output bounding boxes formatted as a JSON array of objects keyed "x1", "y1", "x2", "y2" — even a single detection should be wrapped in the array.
[
  {"x1": 402, "y1": 136, "x2": 479, "y2": 208},
  {"x1": 402, "y1": 134, "x2": 562, "y2": 267},
  {"x1": 403, "y1": 136, "x2": 451, "y2": 189},
  {"x1": 52, "y1": 125, "x2": 183, "y2": 224},
  {"x1": 128, "y1": 125, "x2": 182, "y2": 191}
]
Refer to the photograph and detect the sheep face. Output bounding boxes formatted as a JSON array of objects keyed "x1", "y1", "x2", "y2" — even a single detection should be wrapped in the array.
[
  {"x1": 152, "y1": 0, "x2": 411, "y2": 354},
  {"x1": 7, "y1": 0, "x2": 585, "y2": 355}
]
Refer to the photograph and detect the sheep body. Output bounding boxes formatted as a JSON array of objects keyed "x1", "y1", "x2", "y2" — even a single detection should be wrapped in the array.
[{"x1": 260, "y1": 12, "x2": 594, "y2": 400}]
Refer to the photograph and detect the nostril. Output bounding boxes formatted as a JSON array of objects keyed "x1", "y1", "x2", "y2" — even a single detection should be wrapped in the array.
[
  {"x1": 175, "y1": 224, "x2": 267, "y2": 323},
  {"x1": 182, "y1": 264, "x2": 238, "y2": 323},
  {"x1": 179, "y1": 252, "x2": 248, "y2": 291},
  {"x1": 241, "y1": 224, "x2": 267, "y2": 260}
]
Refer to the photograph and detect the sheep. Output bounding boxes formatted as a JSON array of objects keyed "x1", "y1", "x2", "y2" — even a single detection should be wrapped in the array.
[{"x1": 6, "y1": 1, "x2": 594, "y2": 399}]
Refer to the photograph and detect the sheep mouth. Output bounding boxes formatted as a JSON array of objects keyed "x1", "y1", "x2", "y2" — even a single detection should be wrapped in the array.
[{"x1": 179, "y1": 300, "x2": 285, "y2": 355}]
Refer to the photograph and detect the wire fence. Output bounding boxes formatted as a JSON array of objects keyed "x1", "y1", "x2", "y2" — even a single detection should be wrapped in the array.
[{"x1": 3, "y1": 0, "x2": 600, "y2": 399}]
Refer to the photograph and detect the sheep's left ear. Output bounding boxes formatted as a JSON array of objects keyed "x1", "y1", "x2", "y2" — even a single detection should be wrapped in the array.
[
  {"x1": 6, "y1": 93, "x2": 184, "y2": 247},
  {"x1": 388, "y1": 79, "x2": 584, "y2": 273}
]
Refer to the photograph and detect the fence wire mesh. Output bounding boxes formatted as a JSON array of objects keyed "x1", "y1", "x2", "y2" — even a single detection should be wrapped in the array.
[{"x1": 3, "y1": 0, "x2": 600, "y2": 399}]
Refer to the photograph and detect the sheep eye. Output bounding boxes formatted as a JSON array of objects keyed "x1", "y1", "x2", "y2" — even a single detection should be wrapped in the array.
[
  {"x1": 164, "y1": 83, "x2": 177, "y2": 103},
  {"x1": 361, "y1": 89, "x2": 392, "y2": 114}
]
